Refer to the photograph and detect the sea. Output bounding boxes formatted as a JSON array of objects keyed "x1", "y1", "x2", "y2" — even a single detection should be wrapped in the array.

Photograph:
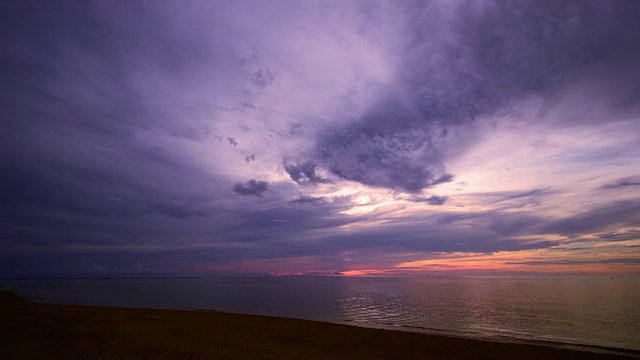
[{"x1": 1, "y1": 276, "x2": 638, "y2": 353}]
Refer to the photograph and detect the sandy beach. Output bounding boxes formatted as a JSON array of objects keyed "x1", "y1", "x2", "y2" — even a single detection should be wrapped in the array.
[{"x1": 1, "y1": 291, "x2": 637, "y2": 360}]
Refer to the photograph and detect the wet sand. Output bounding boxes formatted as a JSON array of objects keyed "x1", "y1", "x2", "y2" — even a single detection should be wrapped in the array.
[{"x1": 1, "y1": 291, "x2": 637, "y2": 360}]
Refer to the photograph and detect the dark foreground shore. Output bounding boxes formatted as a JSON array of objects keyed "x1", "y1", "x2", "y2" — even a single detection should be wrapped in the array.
[{"x1": 1, "y1": 291, "x2": 637, "y2": 360}]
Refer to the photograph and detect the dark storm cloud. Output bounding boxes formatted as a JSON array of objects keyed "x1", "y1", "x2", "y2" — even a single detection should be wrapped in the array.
[
  {"x1": 283, "y1": 160, "x2": 331, "y2": 186},
  {"x1": 233, "y1": 180, "x2": 269, "y2": 197},
  {"x1": 315, "y1": 0, "x2": 640, "y2": 192}
]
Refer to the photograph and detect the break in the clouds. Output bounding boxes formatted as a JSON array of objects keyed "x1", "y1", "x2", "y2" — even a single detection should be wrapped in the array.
[{"x1": 1, "y1": 0, "x2": 639, "y2": 276}]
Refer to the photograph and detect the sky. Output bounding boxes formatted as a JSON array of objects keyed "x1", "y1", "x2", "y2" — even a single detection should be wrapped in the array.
[{"x1": 1, "y1": 0, "x2": 640, "y2": 277}]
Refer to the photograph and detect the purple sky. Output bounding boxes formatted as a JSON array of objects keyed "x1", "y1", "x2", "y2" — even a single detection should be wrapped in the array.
[{"x1": 1, "y1": 0, "x2": 639, "y2": 276}]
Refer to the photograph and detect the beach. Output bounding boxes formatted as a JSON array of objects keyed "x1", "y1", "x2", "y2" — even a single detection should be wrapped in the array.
[{"x1": 1, "y1": 291, "x2": 637, "y2": 360}]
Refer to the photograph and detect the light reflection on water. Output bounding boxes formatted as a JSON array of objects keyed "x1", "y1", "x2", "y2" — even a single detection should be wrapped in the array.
[
  {"x1": 2, "y1": 276, "x2": 638, "y2": 351},
  {"x1": 335, "y1": 277, "x2": 639, "y2": 350}
]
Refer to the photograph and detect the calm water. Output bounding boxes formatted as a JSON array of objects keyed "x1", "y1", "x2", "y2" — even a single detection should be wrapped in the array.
[{"x1": 2, "y1": 276, "x2": 638, "y2": 352}]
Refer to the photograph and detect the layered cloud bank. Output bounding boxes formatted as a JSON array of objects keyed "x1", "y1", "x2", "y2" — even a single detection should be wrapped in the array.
[{"x1": 1, "y1": 0, "x2": 639, "y2": 276}]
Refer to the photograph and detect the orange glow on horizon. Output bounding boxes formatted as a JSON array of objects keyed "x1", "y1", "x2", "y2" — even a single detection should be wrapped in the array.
[{"x1": 185, "y1": 238, "x2": 639, "y2": 276}]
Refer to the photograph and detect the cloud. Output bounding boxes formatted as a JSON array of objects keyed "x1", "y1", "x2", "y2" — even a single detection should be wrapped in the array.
[
  {"x1": 316, "y1": 104, "x2": 455, "y2": 193},
  {"x1": 454, "y1": 0, "x2": 640, "y2": 105},
  {"x1": 600, "y1": 176, "x2": 640, "y2": 190},
  {"x1": 407, "y1": 195, "x2": 448, "y2": 206},
  {"x1": 509, "y1": 258, "x2": 640, "y2": 266},
  {"x1": 598, "y1": 230, "x2": 640, "y2": 242},
  {"x1": 233, "y1": 180, "x2": 269, "y2": 197},
  {"x1": 311, "y1": 0, "x2": 640, "y2": 193},
  {"x1": 543, "y1": 201, "x2": 640, "y2": 235},
  {"x1": 464, "y1": 188, "x2": 552, "y2": 210},
  {"x1": 250, "y1": 66, "x2": 275, "y2": 88},
  {"x1": 283, "y1": 160, "x2": 331, "y2": 186},
  {"x1": 289, "y1": 196, "x2": 330, "y2": 206},
  {"x1": 497, "y1": 189, "x2": 550, "y2": 201}
]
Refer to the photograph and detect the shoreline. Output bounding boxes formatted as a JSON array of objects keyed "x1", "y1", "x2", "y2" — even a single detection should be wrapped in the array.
[
  {"x1": 342, "y1": 320, "x2": 640, "y2": 358},
  {"x1": 2, "y1": 291, "x2": 638, "y2": 359},
  {"x1": 179, "y1": 307, "x2": 640, "y2": 357}
]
